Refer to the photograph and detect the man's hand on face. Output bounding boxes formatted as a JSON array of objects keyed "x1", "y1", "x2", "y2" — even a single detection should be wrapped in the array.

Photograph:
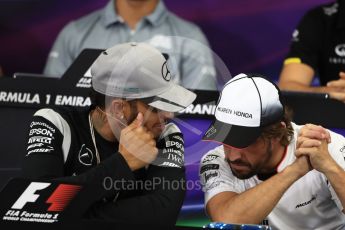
[
  {"x1": 326, "y1": 72, "x2": 345, "y2": 103},
  {"x1": 295, "y1": 124, "x2": 337, "y2": 173},
  {"x1": 119, "y1": 112, "x2": 158, "y2": 171}
]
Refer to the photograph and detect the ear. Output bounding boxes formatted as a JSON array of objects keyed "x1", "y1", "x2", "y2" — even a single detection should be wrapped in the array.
[
  {"x1": 108, "y1": 99, "x2": 125, "y2": 119},
  {"x1": 271, "y1": 121, "x2": 287, "y2": 145}
]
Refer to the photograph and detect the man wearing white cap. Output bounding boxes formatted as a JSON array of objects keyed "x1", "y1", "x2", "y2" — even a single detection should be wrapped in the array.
[
  {"x1": 200, "y1": 73, "x2": 345, "y2": 229},
  {"x1": 22, "y1": 42, "x2": 196, "y2": 227}
]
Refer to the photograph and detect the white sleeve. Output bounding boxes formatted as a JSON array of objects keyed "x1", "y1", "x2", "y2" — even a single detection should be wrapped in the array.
[
  {"x1": 200, "y1": 147, "x2": 243, "y2": 205},
  {"x1": 33, "y1": 108, "x2": 71, "y2": 163},
  {"x1": 327, "y1": 131, "x2": 345, "y2": 211}
]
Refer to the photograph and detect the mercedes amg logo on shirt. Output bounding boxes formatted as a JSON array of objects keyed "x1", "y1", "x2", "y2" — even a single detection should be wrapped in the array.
[{"x1": 78, "y1": 144, "x2": 94, "y2": 166}]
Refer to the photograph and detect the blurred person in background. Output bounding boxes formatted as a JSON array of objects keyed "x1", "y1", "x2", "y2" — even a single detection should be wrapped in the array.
[
  {"x1": 279, "y1": 0, "x2": 345, "y2": 102},
  {"x1": 43, "y1": 0, "x2": 217, "y2": 90}
]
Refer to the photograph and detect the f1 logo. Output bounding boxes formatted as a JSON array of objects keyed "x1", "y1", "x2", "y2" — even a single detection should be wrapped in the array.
[
  {"x1": 11, "y1": 182, "x2": 81, "y2": 212},
  {"x1": 11, "y1": 182, "x2": 50, "y2": 209}
]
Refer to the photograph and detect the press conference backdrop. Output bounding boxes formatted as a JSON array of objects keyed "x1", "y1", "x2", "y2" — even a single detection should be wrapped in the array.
[{"x1": 0, "y1": 0, "x2": 331, "y2": 83}]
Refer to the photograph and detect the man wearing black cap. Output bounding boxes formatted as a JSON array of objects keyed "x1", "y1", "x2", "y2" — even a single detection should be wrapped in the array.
[
  {"x1": 22, "y1": 42, "x2": 196, "y2": 227},
  {"x1": 200, "y1": 73, "x2": 345, "y2": 229}
]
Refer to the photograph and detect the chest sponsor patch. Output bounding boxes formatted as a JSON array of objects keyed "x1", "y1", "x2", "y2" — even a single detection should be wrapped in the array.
[
  {"x1": 295, "y1": 196, "x2": 316, "y2": 208},
  {"x1": 200, "y1": 164, "x2": 220, "y2": 174},
  {"x1": 203, "y1": 171, "x2": 219, "y2": 183},
  {"x1": 202, "y1": 154, "x2": 220, "y2": 164}
]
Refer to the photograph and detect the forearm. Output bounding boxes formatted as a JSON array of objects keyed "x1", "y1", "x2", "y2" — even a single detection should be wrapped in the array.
[
  {"x1": 213, "y1": 167, "x2": 301, "y2": 224},
  {"x1": 59, "y1": 154, "x2": 132, "y2": 181},
  {"x1": 279, "y1": 81, "x2": 330, "y2": 94}
]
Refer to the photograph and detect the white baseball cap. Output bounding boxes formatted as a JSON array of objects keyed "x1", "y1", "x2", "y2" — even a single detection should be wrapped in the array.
[
  {"x1": 91, "y1": 42, "x2": 196, "y2": 112},
  {"x1": 203, "y1": 73, "x2": 284, "y2": 148}
]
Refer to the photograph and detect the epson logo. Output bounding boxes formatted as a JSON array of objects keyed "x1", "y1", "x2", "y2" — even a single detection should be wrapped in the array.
[
  {"x1": 166, "y1": 141, "x2": 184, "y2": 151},
  {"x1": 29, "y1": 128, "x2": 53, "y2": 137},
  {"x1": 11, "y1": 182, "x2": 81, "y2": 212}
]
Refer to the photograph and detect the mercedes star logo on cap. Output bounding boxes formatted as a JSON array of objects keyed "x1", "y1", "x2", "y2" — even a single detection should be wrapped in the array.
[{"x1": 161, "y1": 61, "x2": 171, "y2": 81}]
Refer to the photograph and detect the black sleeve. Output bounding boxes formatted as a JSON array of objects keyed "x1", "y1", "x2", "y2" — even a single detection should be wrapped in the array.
[
  {"x1": 22, "y1": 115, "x2": 65, "y2": 178},
  {"x1": 286, "y1": 7, "x2": 324, "y2": 72},
  {"x1": 85, "y1": 131, "x2": 186, "y2": 227},
  {"x1": 21, "y1": 113, "x2": 135, "y2": 196}
]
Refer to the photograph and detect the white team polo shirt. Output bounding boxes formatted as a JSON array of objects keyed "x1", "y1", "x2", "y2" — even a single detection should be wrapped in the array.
[{"x1": 200, "y1": 123, "x2": 345, "y2": 230}]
